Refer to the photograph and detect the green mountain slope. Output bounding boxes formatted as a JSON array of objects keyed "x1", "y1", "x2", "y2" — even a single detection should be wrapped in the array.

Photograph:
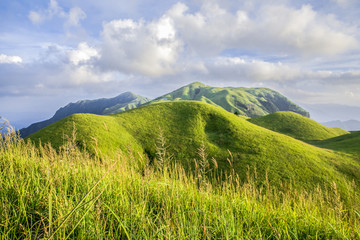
[
  {"x1": 248, "y1": 111, "x2": 348, "y2": 141},
  {"x1": 28, "y1": 101, "x2": 360, "y2": 195},
  {"x1": 150, "y1": 82, "x2": 309, "y2": 118},
  {"x1": 310, "y1": 131, "x2": 360, "y2": 155},
  {"x1": 19, "y1": 92, "x2": 149, "y2": 138}
]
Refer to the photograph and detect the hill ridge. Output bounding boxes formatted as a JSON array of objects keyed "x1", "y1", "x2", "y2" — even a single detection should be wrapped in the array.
[
  {"x1": 28, "y1": 101, "x2": 360, "y2": 195},
  {"x1": 19, "y1": 92, "x2": 149, "y2": 138},
  {"x1": 150, "y1": 82, "x2": 309, "y2": 118},
  {"x1": 248, "y1": 111, "x2": 348, "y2": 141}
]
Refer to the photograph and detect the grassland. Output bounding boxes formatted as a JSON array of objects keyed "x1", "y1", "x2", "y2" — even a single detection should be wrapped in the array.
[
  {"x1": 248, "y1": 111, "x2": 348, "y2": 141},
  {"x1": 28, "y1": 102, "x2": 360, "y2": 200},
  {"x1": 1, "y1": 132, "x2": 360, "y2": 239},
  {"x1": 3, "y1": 101, "x2": 359, "y2": 238},
  {"x1": 309, "y1": 131, "x2": 360, "y2": 155}
]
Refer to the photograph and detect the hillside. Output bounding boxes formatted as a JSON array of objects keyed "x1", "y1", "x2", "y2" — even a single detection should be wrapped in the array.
[
  {"x1": 150, "y1": 82, "x2": 309, "y2": 118},
  {"x1": 3, "y1": 130, "x2": 359, "y2": 238},
  {"x1": 248, "y1": 111, "x2": 348, "y2": 141},
  {"x1": 28, "y1": 101, "x2": 360, "y2": 194},
  {"x1": 19, "y1": 92, "x2": 149, "y2": 138},
  {"x1": 310, "y1": 131, "x2": 360, "y2": 155}
]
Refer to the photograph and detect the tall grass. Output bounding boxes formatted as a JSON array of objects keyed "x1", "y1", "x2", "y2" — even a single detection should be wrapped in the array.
[{"x1": 0, "y1": 130, "x2": 359, "y2": 239}]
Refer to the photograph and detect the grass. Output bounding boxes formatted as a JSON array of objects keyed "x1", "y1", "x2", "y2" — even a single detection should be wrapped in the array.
[
  {"x1": 309, "y1": 131, "x2": 360, "y2": 155},
  {"x1": 1, "y1": 131, "x2": 360, "y2": 239},
  {"x1": 28, "y1": 102, "x2": 360, "y2": 196},
  {"x1": 27, "y1": 101, "x2": 360, "y2": 206},
  {"x1": 248, "y1": 111, "x2": 348, "y2": 141}
]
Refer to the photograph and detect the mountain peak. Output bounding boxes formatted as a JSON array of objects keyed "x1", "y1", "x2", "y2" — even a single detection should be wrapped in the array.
[
  {"x1": 186, "y1": 82, "x2": 206, "y2": 88},
  {"x1": 151, "y1": 83, "x2": 309, "y2": 118}
]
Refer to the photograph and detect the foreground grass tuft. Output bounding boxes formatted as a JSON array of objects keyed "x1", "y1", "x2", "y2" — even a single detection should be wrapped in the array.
[{"x1": 1, "y1": 131, "x2": 360, "y2": 239}]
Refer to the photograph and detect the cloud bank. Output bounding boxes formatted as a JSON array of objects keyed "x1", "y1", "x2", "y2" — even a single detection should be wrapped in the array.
[{"x1": 1, "y1": 0, "x2": 360, "y2": 128}]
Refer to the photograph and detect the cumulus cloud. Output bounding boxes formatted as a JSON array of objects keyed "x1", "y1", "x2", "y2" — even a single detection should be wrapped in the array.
[
  {"x1": 6, "y1": 0, "x2": 360, "y2": 109},
  {"x1": 0, "y1": 54, "x2": 22, "y2": 64},
  {"x1": 100, "y1": 16, "x2": 182, "y2": 77},
  {"x1": 66, "y1": 7, "x2": 87, "y2": 27},
  {"x1": 28, "y1": 0, "x2": 86, "y2": 27},
  {"x1": 166, "y1": 2, "x2": 358, "y2": 57},
  {"x1": 68, "y1": 42, "x2": 99, "y2": 65},
  {"x1": 208, "y1": 57, "x2": 302, "y2": 82}
]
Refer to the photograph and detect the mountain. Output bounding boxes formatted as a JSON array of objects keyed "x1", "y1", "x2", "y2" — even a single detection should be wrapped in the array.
[
  {"x1": 28, "y1": 101, "x2": 360, "y2": 194},
  {"x1": 299, "y1": 103, "x2": 360, "y2": 123},
  {"x1": 149, "y1": 82, "x2": 309, "y2": 118},
  {"x1": 19, "y1": 92, "x2": 149, "y2": 138},
  {"x1": 322, "y1": 120, "x2": 360, "y2": 132},
  {"x1": 248, "y1": 111, "x2": 348, "y2": 141}
]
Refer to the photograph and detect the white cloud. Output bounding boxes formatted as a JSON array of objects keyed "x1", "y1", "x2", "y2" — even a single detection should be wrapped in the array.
[
  {"x1": 100, "y1": 15, "x2": 182, "y2": 76},
  {"x1": 332, "y1": 0, "x2": 355, "y2": 7},
  {"x1": 68, "y1": 42, "x2": 99, "y2": 65},
  {"x1": 28, "y1": 0, "x2": 86, "y2": 27},
  {"x1": 0, "y1": 54, "x2": 22, "y2": 64},
  {"x1": 28, "y1": 11, "x2": 44, "y2": 25},
  {"x1": 166, "y1": 2, "x2": 358, "y2": 57},
  {"x1": 207, "y1": 57, "x2": 302, "y2": 82},
  {"x1": 66, "y1": 7, "x2": 87, "y2": 27}
]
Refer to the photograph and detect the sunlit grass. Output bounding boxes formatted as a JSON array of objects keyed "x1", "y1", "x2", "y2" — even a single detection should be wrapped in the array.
[{"x1": 1, "y1": 130, "x2": 359, "y2": 239}]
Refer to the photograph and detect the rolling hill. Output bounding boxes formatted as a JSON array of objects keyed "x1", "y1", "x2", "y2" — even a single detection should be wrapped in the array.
[
  {"x1": 248, "y1": 111, "x2": 348, "y2": 141},
  {"x1": 310, "y1": 131, "x2": 360, "y2": 155},
  {"x1": 19, "y1": 92, "x2": 149, "y2": 138},
  {"x1": 28, "y1": 101, "x2": 360, "y2": 196},
  {"x1": 149, "y1": 82, "x2": 309, "y2": 118}
]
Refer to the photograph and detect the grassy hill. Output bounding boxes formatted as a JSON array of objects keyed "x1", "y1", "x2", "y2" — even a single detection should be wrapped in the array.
[
  {"x1": 150, "y1": 82, "x2": 309, "y2": 118},
  {"x1": 248, "y1": 111, "x2": 348, "y2": 141},
  {"x1": 310, "y1": 131, "x2": 360, "y2": 155},
  {"x1": 28, "y1": 101, "x2": 360, "y2": 195},
  {"x1": 2, "y1": 131, "x2": 359, "y2": 238},
  {"x1": 19, "y1": 92, "x2": 149, "y2": 138}
]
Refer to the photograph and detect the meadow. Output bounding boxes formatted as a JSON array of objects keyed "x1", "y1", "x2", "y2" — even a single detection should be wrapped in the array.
[{"x1": 1, "y1": 129, "x2": 359, "y2": 239}]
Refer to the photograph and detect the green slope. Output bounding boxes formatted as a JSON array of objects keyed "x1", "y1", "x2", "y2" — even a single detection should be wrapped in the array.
[
  {"x1": 20, "y1": 92, "x2": 149, "y2": 138},
  {"x1": 150, "y1": 82, "x2": 309, "y2": 117},
  {"x1": 310, "y1": 131, "x2": 360, "y2": 155},
  {"x1": 248, "y1": 111, "x2": 348, "y2": 141},
  {"x1": 28, "y1": 101, "x2": 360, "y2": 196}
]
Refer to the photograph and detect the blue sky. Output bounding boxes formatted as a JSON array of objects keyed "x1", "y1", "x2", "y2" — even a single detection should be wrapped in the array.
[{"x1": 1, "y1": 0, "x2": 360, "y2": 128}]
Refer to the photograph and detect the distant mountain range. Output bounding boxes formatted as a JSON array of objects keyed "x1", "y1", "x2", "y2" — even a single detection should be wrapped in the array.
[
  {"x1": 300, "y1": 103, "x2": 360, "y2": 123},
  {"x1": 20, "y1": 82, "x2": 309, "y2": 138},
  {"x1": 19, "y1": 92, "x2": 149, "y2": 138},
  {"x1": 321, "y1": 120, "x2": 360, "y2": 131},
  {"x1": 149, "y1": 82, "x2": 309, "y2": 118}
]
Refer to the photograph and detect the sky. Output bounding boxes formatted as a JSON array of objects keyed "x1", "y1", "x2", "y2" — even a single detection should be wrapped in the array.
[{"x1": 1, "y1": 0, "x2": 360, "y2": 129}]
